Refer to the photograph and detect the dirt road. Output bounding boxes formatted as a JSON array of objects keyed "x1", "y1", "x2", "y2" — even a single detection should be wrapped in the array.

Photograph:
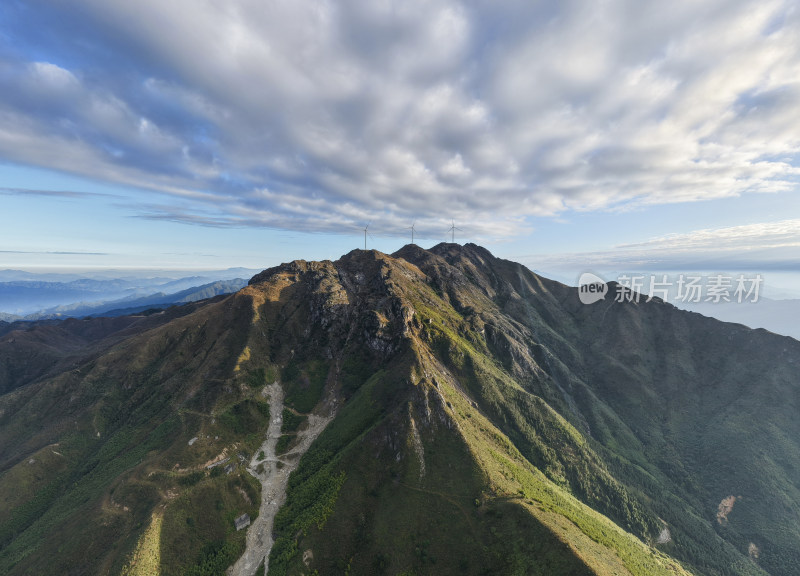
[{"x1": 228, "y1": 382, "x2": 332, "y2": 576}]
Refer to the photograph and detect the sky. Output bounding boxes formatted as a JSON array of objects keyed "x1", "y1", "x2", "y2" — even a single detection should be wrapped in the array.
[{"x1": 1, "y1": 0, "x2": 800, "y2": 291}]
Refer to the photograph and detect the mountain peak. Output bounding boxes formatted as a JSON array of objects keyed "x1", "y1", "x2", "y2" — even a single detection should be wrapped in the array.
[{"x1": 2, "y1": 245, "x2": 799, "y2": 576}]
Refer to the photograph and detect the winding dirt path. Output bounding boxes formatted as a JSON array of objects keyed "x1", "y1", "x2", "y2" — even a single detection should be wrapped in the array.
[{"x1": 228, "y1": 382, "x2": 332, "y2": 576}]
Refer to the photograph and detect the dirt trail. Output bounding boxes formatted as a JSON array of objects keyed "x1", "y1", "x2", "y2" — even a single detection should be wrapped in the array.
[{"x1": 228, "y1": 382, "x2": 332, "y2": 576}]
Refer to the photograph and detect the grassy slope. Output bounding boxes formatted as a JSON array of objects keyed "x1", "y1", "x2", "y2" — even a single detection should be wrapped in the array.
[
  {"x1": 266, "y1": 345, "x2": 690, "y2": 576},
  {"x1": 415, "y1": 243, "x2": 794, "y2": 576},
  {"x1": 1, "y1": 244, "x2": 797, "y2": 576},
  {"x1": 268, "y1": 358, "x2": 602, "y2": 576},
  {"x1": 266, "y1": 251, "x2": 694, "y2": 576},
  {"x1": 570, "y1": 297, "x2": 800, "y2": 576},
  {"x1": 0, "y1": 292, "x2": 266, "y2": 575}
]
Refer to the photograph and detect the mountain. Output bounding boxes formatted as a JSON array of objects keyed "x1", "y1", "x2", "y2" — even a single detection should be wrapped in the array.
[
  {"x1": 0, "y1": 279, "x2": 137, "y2": 314},
  {"x1": 26, "y1": 279, "x2": 249, "y2": 320},
  {"x1": 1, "y1": 244, "x2": 798, "y2": 575},
  {"x1": 0, "y1": 278, "x2": 248, "y2": 320},
  {"x1": 0, "y1": 269, "x2": 258, "y2": 316}
]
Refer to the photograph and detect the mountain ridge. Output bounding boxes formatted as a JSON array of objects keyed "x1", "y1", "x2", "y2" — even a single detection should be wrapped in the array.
[
  {"x1": 0, "y1": 273, "x2": 254, "y2": 317},
  {"x1": 1, "y1": 243, "x2": 798, "y2": 575}
]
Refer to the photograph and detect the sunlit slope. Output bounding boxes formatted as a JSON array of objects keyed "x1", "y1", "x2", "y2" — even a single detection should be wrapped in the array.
[{"x1": 1, "y1": 243, "x2": 798, "y2": 575}]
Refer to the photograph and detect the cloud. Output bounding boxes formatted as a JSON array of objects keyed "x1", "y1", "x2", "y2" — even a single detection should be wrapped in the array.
[
  {"x1": 0, "y1": 250, "x2": 108, "y2": 256},
  {"x1": 1, "y1": 0, "x2": 799, "y2": 237},
  {"x1": 618, "y1": 219, "x2": 800, "y2": 252},
  {"x1": 523, "y1": 218, "x2": 800, "y2": 277},
  {"x1": 0, "y1": 187, "x2": 115, "y2": 199}
]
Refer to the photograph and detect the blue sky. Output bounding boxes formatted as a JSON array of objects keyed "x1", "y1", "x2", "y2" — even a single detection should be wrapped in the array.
[{"x1": 1, "y1": 0, "x2": 800, "y2": 288}]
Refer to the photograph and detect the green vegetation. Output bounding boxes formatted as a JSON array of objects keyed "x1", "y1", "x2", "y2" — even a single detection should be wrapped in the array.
[
  {"x1": 282, "y1": 359, "x2": 328, "y2": 413},
  {"x1": 218, "y1": 398, "x2": 270, "y2": 435},
  {"x1": 2, "y1": 244, "x2": 800, "y2": 576},
  {"x1": 269, "y1": 371, "x2": 386, "y2": 575},
  {"x1": 0, "y1": 293, "x2": 267, "y2": 575},
  {"x1": 217, "y1": 397, "x2": 271, "y2": 453},
  {"x1": 185, "y1": 540, "x2": 243, "y2": 576},
  {"x1": 0, "y1": 413, "x2": 179, "y2": 572},
  {"x1": 444, "y1": 379, "x2": 687, "y2": 576},
  {"x1": 339, "y1": 349, "x2": 376, "y2": 398},
  {"x1": 395, "y1": 243, "x2": 781, "y2": 575},
  {"x1": 406, "y1": 288, "x2": 659, "y2": 541},
  {"x1": 160, "y1": 472, "x2": 260, "y2": 575},
  {"x1": 281, "y1": 408, "x2": 304, "y2": 434},
  {"x1": 275, "y1": 409, "x2": 305, "y2": 455},
  {"x1": 246, "y1": 367, "x2": 267, "y2": 389},
  {"x1": 275, "y1": 435, "x2": 292, "y2": 455}
]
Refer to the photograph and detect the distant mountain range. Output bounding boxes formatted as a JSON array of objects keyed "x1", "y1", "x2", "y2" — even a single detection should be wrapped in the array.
[
  {"x1": 0, "y1": 267, "x2": 258, "y2": 284},
  {"x1": 0, "y1": 269, "x2": 257, "y2": 320},
  {"x1": 4, "y1": 268, "x2": 799, "y2": 343}
]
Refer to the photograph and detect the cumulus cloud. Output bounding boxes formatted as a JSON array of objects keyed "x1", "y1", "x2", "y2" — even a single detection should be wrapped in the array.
[{"x1": 1, "y1": 0, "x2": 799, "y2": 238}]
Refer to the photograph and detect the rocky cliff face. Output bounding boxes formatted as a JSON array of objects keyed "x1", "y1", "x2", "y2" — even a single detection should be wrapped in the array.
[{"x1": 1, "y1": 244, "x2": 799, "y2": 576}]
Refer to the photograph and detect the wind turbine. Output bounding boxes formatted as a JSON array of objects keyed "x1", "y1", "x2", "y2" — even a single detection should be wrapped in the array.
[
  {"x1": 448, "y1": 220, "x2": 462, "y2": 243},
  {"x1": 363, "y1": 222, "x2": 373, "y2": 250},
  {"x1": 408, "y1": 220, "x2": 416, "y2": 245}
]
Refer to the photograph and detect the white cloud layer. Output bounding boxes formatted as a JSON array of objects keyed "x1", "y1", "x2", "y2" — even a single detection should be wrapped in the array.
[
  {"x1": 1, "y1": 0, "x2": 799, "y2": 237},
  {"x1": 524, "y1": 219, "x2": 800, "y2": 279},
  {"x1": 619, "y1": 219, "x2": 800, "y2": 252}
]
